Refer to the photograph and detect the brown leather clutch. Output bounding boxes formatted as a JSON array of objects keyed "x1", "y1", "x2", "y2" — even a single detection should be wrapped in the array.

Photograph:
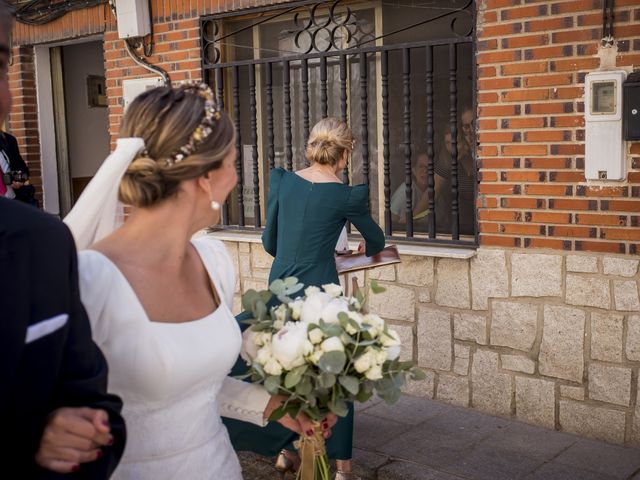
[{"x1": 335, "y1": 245, "x2": 401, "y2": 274}]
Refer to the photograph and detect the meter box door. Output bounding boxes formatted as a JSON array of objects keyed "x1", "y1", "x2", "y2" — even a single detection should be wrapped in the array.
[
  {"x1": 123, "y1": 77, "x2": 165, "y2": 111},
  {"x1": 584, "y1": 70, "x2": 627, "y2": 181},
  {"x1": 623, "y1": 71, "x2": 640, "y2": 141},
  {"x1": 115, "y1": 0, "x2": 151, "y2": 39}
]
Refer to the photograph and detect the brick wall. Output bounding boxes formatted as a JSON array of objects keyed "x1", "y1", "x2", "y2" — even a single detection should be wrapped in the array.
[{"x1": 476, "y1": 0, "x2": 640, "y2": 255}]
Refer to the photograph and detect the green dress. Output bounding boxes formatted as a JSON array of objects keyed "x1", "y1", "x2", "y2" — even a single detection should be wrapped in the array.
[{"x1": 223, "y1": 167, "x2": 385, "y2": 460}]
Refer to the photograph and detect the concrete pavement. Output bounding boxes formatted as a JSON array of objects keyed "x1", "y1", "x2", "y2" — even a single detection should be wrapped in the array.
[{"x1": 238, "y1": 395, "x2": 640, "y2": 479}]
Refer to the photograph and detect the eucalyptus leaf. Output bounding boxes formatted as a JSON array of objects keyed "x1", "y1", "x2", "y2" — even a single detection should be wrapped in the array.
[
  {"x1": 370, "y1": 279, "x2": 386, "y2": 294},
  {"x1": 296, "y1": 377, "x2": 313, "y2": 395},
  {"x1": 356, "y1": 387, "x2": 373, "y2": 403},
  {"x1": 410, "y1": 368, "x2": 428, "y2": 381},
  {"x1": 268, "y1": 406, "x2": 287, "y2": 422},
  {"x1": 318, "y1": 351, "x2": 347, "y2": 374},
  {"x1": 264, "y1": 375, "x2": 282, "y2": 394},
  {"x1": 318, "y1": 372, "x2": 336, "y2": 388},
  {"x1": 284, "y1": 366, "x2": 306, "y2": 389},
  {"x1": 378, "y1": 387, "x2": 401, "y2": 405},
  {"x1": 328, "y1": 398, "x2": 349, "y2": 417},
  {"x1": 338, "y1": 375, "x2": 360, "y2": 395},
  {"x1": 269, "y1": 279, "x2": 286, "y2": 294},
  {"x1": 284, "y1": 276, "x2": 300, "y2": 287},
  {"x1": 255, "y1": 301, "x2": 268, "y2": 320}
]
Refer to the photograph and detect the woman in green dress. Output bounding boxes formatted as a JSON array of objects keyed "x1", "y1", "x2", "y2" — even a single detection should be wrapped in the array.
[{"x1": 224, "y1": 118, "x2": 385, "y2": 479}]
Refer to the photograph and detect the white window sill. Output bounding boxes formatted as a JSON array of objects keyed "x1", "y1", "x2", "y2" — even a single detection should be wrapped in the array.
[{"x1": 206, "y1": 229, "x2": 477, "y2": 260}]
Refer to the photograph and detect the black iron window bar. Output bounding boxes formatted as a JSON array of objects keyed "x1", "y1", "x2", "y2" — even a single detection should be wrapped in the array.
[{"x1": 201, "y1": 0, "x2": 477, "y2": 247}]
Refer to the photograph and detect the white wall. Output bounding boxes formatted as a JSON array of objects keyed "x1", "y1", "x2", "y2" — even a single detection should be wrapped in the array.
[{"x1": 62, "y1": 41, "x2": 110, "y2": 178}]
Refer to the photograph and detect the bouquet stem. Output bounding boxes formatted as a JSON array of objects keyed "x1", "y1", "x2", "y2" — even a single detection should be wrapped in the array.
[{"x1": 294, "y1": 422, "x2": 330, "y2": 480}]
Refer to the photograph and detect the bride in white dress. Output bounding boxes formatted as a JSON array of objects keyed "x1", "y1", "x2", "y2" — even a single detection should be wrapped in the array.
[{"x1": 64, "y1": 84, "x2": 334, "y2": 479}]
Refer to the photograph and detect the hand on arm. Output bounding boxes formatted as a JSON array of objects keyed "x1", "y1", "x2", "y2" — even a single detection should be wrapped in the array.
[{"x1": 35, "y1": 408, "x2": 114, "y2": 473}]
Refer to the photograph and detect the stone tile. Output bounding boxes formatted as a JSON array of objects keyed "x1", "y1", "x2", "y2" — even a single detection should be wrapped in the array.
[
  {"x1": 353, "y1": 413, "x2": 412, "y2": 450},
  {"x1": 363, "y1": 395, "x2": 446, "y2": 425},
  {"x1": 524, "y1": 462, "x2": 620, "y2": 480},
  {"x1": 418, "y1": 288, "x2": 431, "y2": 303},
  {"x1": 566, "y1": 255, "x2": 599, "y2": 273},
  {"x1": 539, "y1": 305, "x2": 585, "y2": 382},
  {"x1": 418, "y1": 307, "x2": 452, "y2": 371},
  {"x1": 250, "y1": 243, "x2": 273, "y2": 269},
  {"x1": 501, "y1": 354, "x2": 535, "y2": 374},
  {"x1": 422, "y1": 402, "x2": 511, "y2": 442},
  {"x1": 377, "y1": 461, "x2": 463, "y2": 480},
  {"x1": 554, "y1": 437, "x2": 640, "y2": 479},
  {"x1": 483, "y1": 421, "x2": 577, "y2": 462},
  {"x1": 471, "y1": 349, "x2": 512, "y2": 416},
  {"x1": 238, "y1": 242, "x2": 250, "y2": 253},
  {"x1": 453, "y1": 344, "x2": 470, "y2": 376},
  {"x1": 435, "y1": 258, "x2": 470, "y2": 309},
  {"x1": 437, "y1": 373, "x2": 470, "y2": 407},
  {"x1": 377, "y1": 423, "x2": 476, "y2": 468},
  {"x1": 368, "y1": 283, "x2": 416, "y2": 322},
  {"x1": 512, "y1": 253, "x2": 562, "y2": 297},
  {"x1": 453, "y1": 313, "x2": 487, "y2": 345},
  {"x1": 630, "y1": 376, "x2": 640, "y2": 445},
  {"x1": 368, "y1": 264, "x2": 396, "y2": 281},
  {"x1": 445, "y1": 444, "x2": 543, "y2": 480},
  {"x1": 627, "y1": 315, "x2": 640, "y2": 361},
  {"x1": 614, "y1": 280, "x2": 640, "y2": 311},
  {"x1": 351, "y1": 448, "x2": 389, "y2": 479},
  {"x1": 490, "y1": 301, "x2": 538, "y2": 351},
  {"x1": 559, "y1": 400, "x2": 626, "y2": 444},
  {"x1": 402, "y1": 371, "x2": 435, "y2": 399},
  {"x1": 238, "y1": 451, "x2": 280, "y2": 480},
  {"x1": 590, "y1": 312, "x2": 624, "y2": 362},
  {"x1": 355, "y1": 396, "x2": 383, "y2": 413},
  {"x1": 588, "y1": 363, "x2": 632, "y2": 407},
  {"x1": 239, "y1": 253, "x2": 252, "y2": 277},
  {"x1": 470, "y1": 248, "x2": 509, "y2": 310},
  {"x1": 559, "y1": 385, "x2": 585, "y2": 401},
  {"x1": 603, "y1": 257, "x2": 639, "y2": 277},
  {"x1": 515, "y1": 377, "x2": 555, "y2": 429},
  {"x1": 565, "y1": 274, "x2": 611, "y2": 309},
  {"x1": 396, "y1": 255, "x2": 434, "y2": 287},
  {"x1": 392, "y1": 323, "x2": 414, "y2": 361}
]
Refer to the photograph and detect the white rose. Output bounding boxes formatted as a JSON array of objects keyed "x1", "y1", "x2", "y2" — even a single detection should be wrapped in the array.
[
  {"x1": 365, "y1": 364, "x2": 383, "y2": 380},
  {"x1": 271, "y1": 321, "x2": 308, "y2": 370},
  {"x1": 374, "y1": 348, "x2": 388, "y2": 365},
  {"x1": 320, "y1": 297, "x2": 350, "y2": 324},
  {"x1": 380, "y1": 329, "x2": 401, "y2": 347},
  {"x1": 273, "y1": 319, "x2": 284, "y2": 330},
  {"x1": 264, "y1": 358, "x2": 283, "y2": 376},
  {"x1": 322, "y1": 283, "x2": 343, "y2": 298},
  {"x1": 303, "y1": 340, "x2": 314, "y2": 356},
  {"x1": 348, "y1": 296, "x2": 362, "y2": 310},
  {"x1": 385, "y1": 345, "x2": 401, "y2": 361},
  {"x1": 344, "y1": 311, "x2": 364, "y2": 335},
  {"x1": 309, "y1": 349, "x2": 324, "y2": 365},
  {"x1": 304, "y1": 286, "x2": 321, "y2": 297},
  {"x1": 274, "y1": 304, "x2": 288, "y2": 323},
  {"x1": 363, "y1": 313, "x2": 385, "y2": 338},
  {"x1": 308, "y1": 328, "x2": 325, "y2": 344},
  {"x1": 256, "y1": 331, "x2": 273, "y2": 347},
  {"x1": 321, "y1": 336, "x2": 345, "y2": 353},
  {"x1": 354, "y1": 351, "x2": 373, "y2": 373},
  {"x1": 255, "y1": 345, "x2": 273, "y2": 366},
  {"x1": 289, "y1": 299, "x2": 305, "y2": 320},
  {"x1": 240, "y1": 329, "x2": 260, "y2": 364},
  {"x1": 299, "y1": 292, "x2": 332, "y2": 324}
]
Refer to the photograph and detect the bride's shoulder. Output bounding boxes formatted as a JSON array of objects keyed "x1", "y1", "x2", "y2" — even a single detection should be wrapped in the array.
[
  {"x1": 77, "y1": 249, "x2": 120, "y2": 289},
  {"x1": 192, "y1": 234, "x2": 234, "y2": 268}
]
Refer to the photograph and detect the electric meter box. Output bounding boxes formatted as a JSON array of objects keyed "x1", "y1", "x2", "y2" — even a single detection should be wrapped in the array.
[
  {"x1": 623, "y1": 71, "x2": 640, "y2": 141},
  {"x1": 123, "y1": 77, "x2": 165, "y2": 111},
  {"x1": 584, "y1": 70, "x2": 627, "y2": 181},
  {"x1": 115, "y1": 0, "x2": 151, "y2": 39}
]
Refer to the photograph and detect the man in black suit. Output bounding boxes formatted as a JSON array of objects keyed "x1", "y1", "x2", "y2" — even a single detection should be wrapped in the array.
[
  {"x1": 0, "y1": 2, "x2": 125, "y2": 477},
  {"x1": 0, "y1": 129, "x2": 38, "y2": 206}
]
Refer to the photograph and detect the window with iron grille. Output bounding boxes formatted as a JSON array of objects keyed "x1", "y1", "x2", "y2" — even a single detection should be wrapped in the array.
[{"x1": 201, "y1": 0, "x2": 476, "y2": 246}]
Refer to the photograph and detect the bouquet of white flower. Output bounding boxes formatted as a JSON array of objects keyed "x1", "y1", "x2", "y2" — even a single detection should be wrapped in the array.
[{"x1": 239, "y1": 277, "x2": 426, "y2": 480}]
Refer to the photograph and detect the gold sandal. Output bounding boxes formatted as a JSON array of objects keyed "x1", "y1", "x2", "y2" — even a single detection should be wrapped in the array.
[
  {"x1": 335, "y1": 471, "x2": 361, "y2": 480},
  {"x1": 275, "y1": 450, "x2": 297, "y2": 479}
]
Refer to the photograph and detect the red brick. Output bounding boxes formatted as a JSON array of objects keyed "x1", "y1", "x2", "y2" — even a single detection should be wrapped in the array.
[
  {"x1": 549, "y1": 226, "x2": 597, "y2": 237},
  {"x1": 575, "y1": 214, "x2": 628, "y2": 226},
  {"x1": 548, "y1": 198, "x2": 594, "y2": 210},
  {"x1": 552, "y1": 116, "x2": 584, "y2": 127},
  {"x1": 502, "y1": 4, "x2": 547, "y2": 21},
  {"x1": 524, "y1": 238, "x2": 570, "y2": 249},
  {"x1": 551, "y1": 57, "x2": 600, "y2": 71},
  {"x1": 524, "y1": 74, "x2": 573, "y2": 87},
  {"x1": 524, "y1": 17, "x2": 573, "y2": 33},
  {"x1": 575, "y1": 241, "x2": 626, "y2": 253},
  {"x1": 502, "y1": 171, "x2": 544, "y2": 182},
  {"x1": 480, "y1": 158, "x2": 520, "y2": 169},
  {"x1": 479, "y1": 184, "x2": 521, "y2": 195},
  {"x1": 480, "y1": 234, "x2": 521, "y2": 247},
  {"x1": 478, "y1": 77, "x2": 521, "y2": 90},
  {"x1": 525, "y1": 130, "x2": 569, "y2": 142},
  {"x1": 501, "y1": 62, "x2": 548, "y2": 75},
  {"x1": 478, "y1": 50, "x2": 523, "y2": 64},
  {"x1": 502, "y1": 223, "x2": 546, "y2": 235},
  {"x1": 503, "y1": 117, "x2": 546, "y2": 128},
  {"x1": 525, "y1": 184, "x2": 571, "y2": 195},
  {"x1": 481, "y1": 23, "x2": 524, "y2": 38},
  {"x1": 606, "y1": 201, "x2": 640, "y2": 212},
  {"x1": 502, "y1": 89, "x2": 549, "y2": 101},
  {"x1": 528, "y1": 212, "x2": 571, "y2": 224},
  {"x1": 503, "y1": 34, "x2": 548, "y2": 49},
  {"x1": 601, "y1": 228, "x2": 640, "y2": 241},
  {"x1": 501, "y1": 197, "x2": 543, "y2": 209},
  {"x1": 502, "y1": 145, "x2": 548, "y2": 156},
  {"x1": 479, "y1": 105, "x2": 520, "y2": 117},
  {"x1": 479, "y1": 132, "x2": 520, "y2": 143},
  {"x1": 478, "y1": 210, "x2": 519, "y2": 222}
]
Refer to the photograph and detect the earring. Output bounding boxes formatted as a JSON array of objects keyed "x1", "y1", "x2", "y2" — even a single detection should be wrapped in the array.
[{"x1": 211, "y1": 200, "x2": 221, "y2": 211}]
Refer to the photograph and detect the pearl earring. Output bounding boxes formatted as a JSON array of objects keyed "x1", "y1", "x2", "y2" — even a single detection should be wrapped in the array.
[{"x1": 211, "y1": 200, "x2": 221, "y2": 211}]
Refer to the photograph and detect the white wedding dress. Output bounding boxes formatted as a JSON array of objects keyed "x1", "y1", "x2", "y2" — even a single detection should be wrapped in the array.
[{"x1": 78, "y1": 236, "x2": 270, "y2": 479}]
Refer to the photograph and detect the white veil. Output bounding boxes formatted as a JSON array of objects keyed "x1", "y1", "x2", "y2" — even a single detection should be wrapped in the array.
[{"x1": 64, "y1": 137, "x2": 145, "y2": 250}]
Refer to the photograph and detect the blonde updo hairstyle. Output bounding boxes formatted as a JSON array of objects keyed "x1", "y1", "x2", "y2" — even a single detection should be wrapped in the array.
[
  {"x1": 305, "y1": 117, "x2": 354, "y2": 166},
  {"x1": 118, "y1": 86, "x2": 235, "y2": 208}
]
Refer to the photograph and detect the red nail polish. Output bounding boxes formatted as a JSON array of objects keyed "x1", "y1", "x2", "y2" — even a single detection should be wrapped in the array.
[
  {"x1": 306, "y1": 429, "x2": 313, "y2": 436},
  {"x1": 102, "y1": 420, "x2": 110, "y2": 427},
  {"x1": 96, "y1": 450, "x2": 103, "y2": 459},
  {"x1": 71, "y1": 465, "x2": 80, "y2": 472},
  {"x1": 107, "y1": 438, "x2": 114, "y2": 446}
]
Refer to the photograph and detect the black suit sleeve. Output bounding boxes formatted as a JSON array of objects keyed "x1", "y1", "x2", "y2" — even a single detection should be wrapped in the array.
[
  {"x1": 38, "y1": 229, "x2": 126, "y2": 479},
  {"x1": 3, "y1": 133, "x2": 29, "y2": 176}
]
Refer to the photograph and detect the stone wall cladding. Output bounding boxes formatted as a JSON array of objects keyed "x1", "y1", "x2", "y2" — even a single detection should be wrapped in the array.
[{"x1": 228, "y1": 243, "x2": 640, "y2": 447}]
